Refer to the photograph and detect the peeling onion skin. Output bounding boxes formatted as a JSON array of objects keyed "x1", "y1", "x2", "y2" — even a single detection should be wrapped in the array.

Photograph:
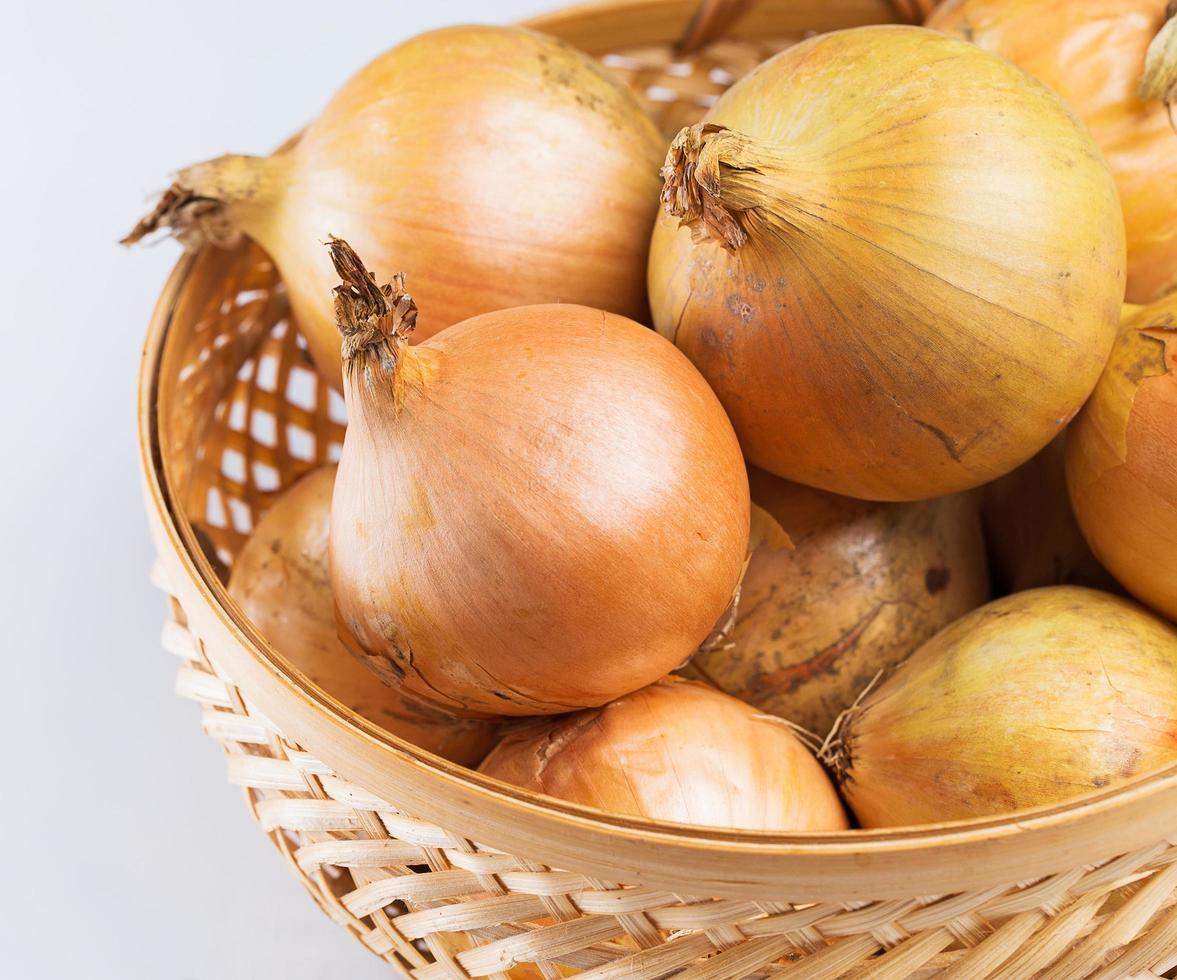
[
  {"x1": 836, "y1": 587, "x2": 1177, "y2": 828},
  {"x1": 1066, "y1": 297, "x2": 1177, "y2": 622},
  {"x1": 227, "y1": 467, "x2": 500, "y2": 767},
  {"x1": 648, "y1": 26, "x2": 1125, "y2": 501},
  {"x1": 329, "y1": 246, "x2": 750, "y2": 718},
  {"x1": 930, "y1": 0, "x2": 1177, "y2": 304},
  {"x1": 980, "y1": 433, "x2": 1121, "y2": 595},
  {"x1": 128, "y1": 26, "x2": 664, "y2": 389},
  {"x1": 479, "y1": 678, "x2": 848, "y2": 831},
  {"x1": 684, "y1": 468, "x2": 989, "y2": 737}
]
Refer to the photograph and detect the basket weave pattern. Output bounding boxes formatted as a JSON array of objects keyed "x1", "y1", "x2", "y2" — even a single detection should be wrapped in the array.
[
  {"x1": 159, "y1": 582, "x2": 1177, "y2": 978},
  {"x1": 143, "y1": 6, "x2": 1177, "y2": 977},
  {"x1": 160, "y1": 576, "x2": 1177, "y2": 978}
]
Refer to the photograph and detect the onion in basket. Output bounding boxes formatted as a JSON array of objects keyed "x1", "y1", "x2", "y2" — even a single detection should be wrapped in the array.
[
  {"x1": 1066, "y1": 295, "x2": 1177, "y2": 622},
  {"x1": 479, "y1": 677, "x2": 848, "y2": 831},
  {"x1": 124, "y1": 25, "x2": 664, "y2": 388},
  {"x1": 684, "y1": 468, "x2": 989, "y2": 737},
  {"x1": 929, "y1": 0, "x2": 1177, "y2": 304},
  {"x1": 980, "y1": 434, "x2": 1120, "y2": 595},
  {"x1": 648, "y1": 26, "x2": 1124, "y2": 501},
  {"x1": 829, "y1": 587, "x2": 1177, "y2": 827},
  {"x1": 326, "y1": 239, "x2": 749, "y2": 718},
  {"x1": 227, "y1": 467, "x2": 499, "y2": 767}
]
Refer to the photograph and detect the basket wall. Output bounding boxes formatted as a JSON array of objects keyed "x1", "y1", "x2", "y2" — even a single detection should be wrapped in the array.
[
  {"x1": 140, "y1": 0, "x2": 1177, "y2": 975},
  {"x1": 155, "y1": 578, "x2": 1177, "y2": 979}
]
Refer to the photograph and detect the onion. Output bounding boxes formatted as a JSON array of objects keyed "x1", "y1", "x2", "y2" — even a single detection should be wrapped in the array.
[
  {"x1": 829, "y1": 587, "x2": 1177, "y2": 827},
  {"x1": 227, "y1": 467, "x2": 498, "y2": 766},
  {"x1": 980, "y1": 433, "x2": 1120, "y2": 594},
  {"x1": 929, "y1": 0, "x2": 1177, "y2": 304},
  {"x1": 649, "y1": 26, "x2": 1124, "y2": 501},
  {"x1": 124, "y1": 25, "x2": 664, "y2": 387},
  {"x1": 326, "y1": 240, "x2": 750, "y2": 718},
  {"x1": 685, "y1": 468, "x2": 989, "y2": 736},
  {"x1": 1066, "y1": 295, "x2": 1177, "y2": 621},
  {"x1": 479, "y1": 677, "x2": 848, "y2": 831}
]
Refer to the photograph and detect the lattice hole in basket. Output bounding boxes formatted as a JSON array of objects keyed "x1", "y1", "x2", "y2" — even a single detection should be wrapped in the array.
[
  {"x1": 185, "y1": 310, "x2": 346, "y2": 572},
  {"x1": 601, "y1": 36, "x2": 802, "y2": 138}
]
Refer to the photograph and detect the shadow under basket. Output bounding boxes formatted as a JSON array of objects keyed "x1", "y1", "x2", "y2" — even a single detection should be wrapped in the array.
[{"x1": 138, "y1": 0, "x2": 1177, "y2": 976}]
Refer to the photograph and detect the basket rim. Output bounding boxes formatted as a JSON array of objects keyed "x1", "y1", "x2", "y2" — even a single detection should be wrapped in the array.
[
  {"x1": 136, "y1": 0, "x2": 1177, "y2": 901},
  {"x1": 140, "y1": 245, "x2": 1177, "y2": 900}
]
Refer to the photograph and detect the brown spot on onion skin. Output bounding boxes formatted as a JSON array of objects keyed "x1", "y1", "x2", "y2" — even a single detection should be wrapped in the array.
[
  {"x1": 227, "y1": 467, "x2": 500, "y2": 767},
  {"x1": 479, "y1": 678, "x2": 848, "y2": 832},
  {"x1": 682, "y1": 468, "x2": 988, "y2": 736},
  {"x1": 835, "y1": 587, "x2": 1177, "y2": 828},
  {"x1": 924, "y1": 566, "x2": 950, "y2": 595}
]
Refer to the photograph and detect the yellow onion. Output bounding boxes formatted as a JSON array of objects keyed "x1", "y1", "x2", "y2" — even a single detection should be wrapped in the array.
[
  {"x1": 980, "y1": 433, "x2": 1119, "y2": 594},
  {"x1": 649, "y1": 26, "x2": 1124, "y2": 501},
  {"x1": 831, "y1": 587, "x2": 1177, "y2": 827},
  {"x1": 327, "y1": 240, "x2": 750, "y2": 717},
  {"x1": 125, "y1": 25, "x2": 664, "y2": 387},
  {"x1": 685, "y1": 468, "x2": 989, "y2": 736},
  {"x1": 479, "y1": 677, "x2": 847, "y2": 831},
  {"x1": 930, "y1": 0, "x2": 1177, "y2": 303},
  {"x1": 1066, "y1": 295, "x2": 1177, "y2": 621},
  {"x1": 228, "y1": 467, "x2": 498, "y2": 766}
]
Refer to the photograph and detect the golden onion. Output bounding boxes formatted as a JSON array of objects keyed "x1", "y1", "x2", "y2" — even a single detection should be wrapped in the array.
[
  {"x1": 685, "y1": 468, "x2": 989, "y2": 736},
  {"x1": 126, "y1": 26, "x2": 664, "y2": 387},
  {"x1": 832, "y1": 587, "x2": 1177, "y2": 827},
  {"x1": 1066, "y1": 294, "x2": 1177, "y2": 621},
  {"x1": 480, "y1": 678, "x2": 848, "y2": 831},
  {"x1": 649, "y1": 26, "x2": 1124, "y2": 500},
  {"x1": 930, "y1": 0, "x2": 1177, "y2": 303},
  {"x1": 327, "y1": 241, "x2": 749, "y2": 718},
  {"x1": 980, "y1": 434, "x2": 1119, "y2": 594}
]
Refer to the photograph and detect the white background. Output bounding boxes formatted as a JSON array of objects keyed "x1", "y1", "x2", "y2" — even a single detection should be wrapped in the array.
[{"x1": 0, "y1": 2, "x2": 549, "y2": 977}]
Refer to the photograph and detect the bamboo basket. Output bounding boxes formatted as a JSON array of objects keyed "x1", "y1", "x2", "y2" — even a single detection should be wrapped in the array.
[{"x1": 138, "y1": 0, "x2": 1177, "y2": 975}]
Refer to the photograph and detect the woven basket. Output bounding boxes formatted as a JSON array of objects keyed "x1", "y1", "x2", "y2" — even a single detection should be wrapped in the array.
[{"x1": 138, "y1": 1, "x2": 1177, "y2": 976}]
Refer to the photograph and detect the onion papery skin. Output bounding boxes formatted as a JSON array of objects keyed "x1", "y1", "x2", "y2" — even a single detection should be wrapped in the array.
[
  {"x1": 328, "y1": 260, "x2": 750, "y2": 718},
  {"x1": 648, "y1": 26, "x2": 1125, "y2": 501},
  {"x1": 685, "y1": 469, "x2": 989, "y2": 737},
  {"x1": 132, "y1": 25, "x2": 664, "y2": 388},
  {"x1": 1066, "y1": 295, "x2": 1177, "y2": 621},
  {"x1": 479, "y1": 678, "x2": 848, "y2": 831},
  {"x1": 837, "y1": 587, "x2": 1177, "y2": 828},
  {"x1": 930, "y1": 0, "x2": 1177, "y2": 304},
  {"x1": 227, "y1": 467, "x2": 499, "y2": 767},
  {"x1": 980, "y1": 433, "x2": 1120, "y2": 595}
]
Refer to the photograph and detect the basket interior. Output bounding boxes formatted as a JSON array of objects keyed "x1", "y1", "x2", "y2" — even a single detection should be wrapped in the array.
[
  {"x1": 144, "y1": 0, "x2": 1177, "y2": 906},
  {"x1": 135, "y1": 6, "x2": 1177, "y2": 974}
]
